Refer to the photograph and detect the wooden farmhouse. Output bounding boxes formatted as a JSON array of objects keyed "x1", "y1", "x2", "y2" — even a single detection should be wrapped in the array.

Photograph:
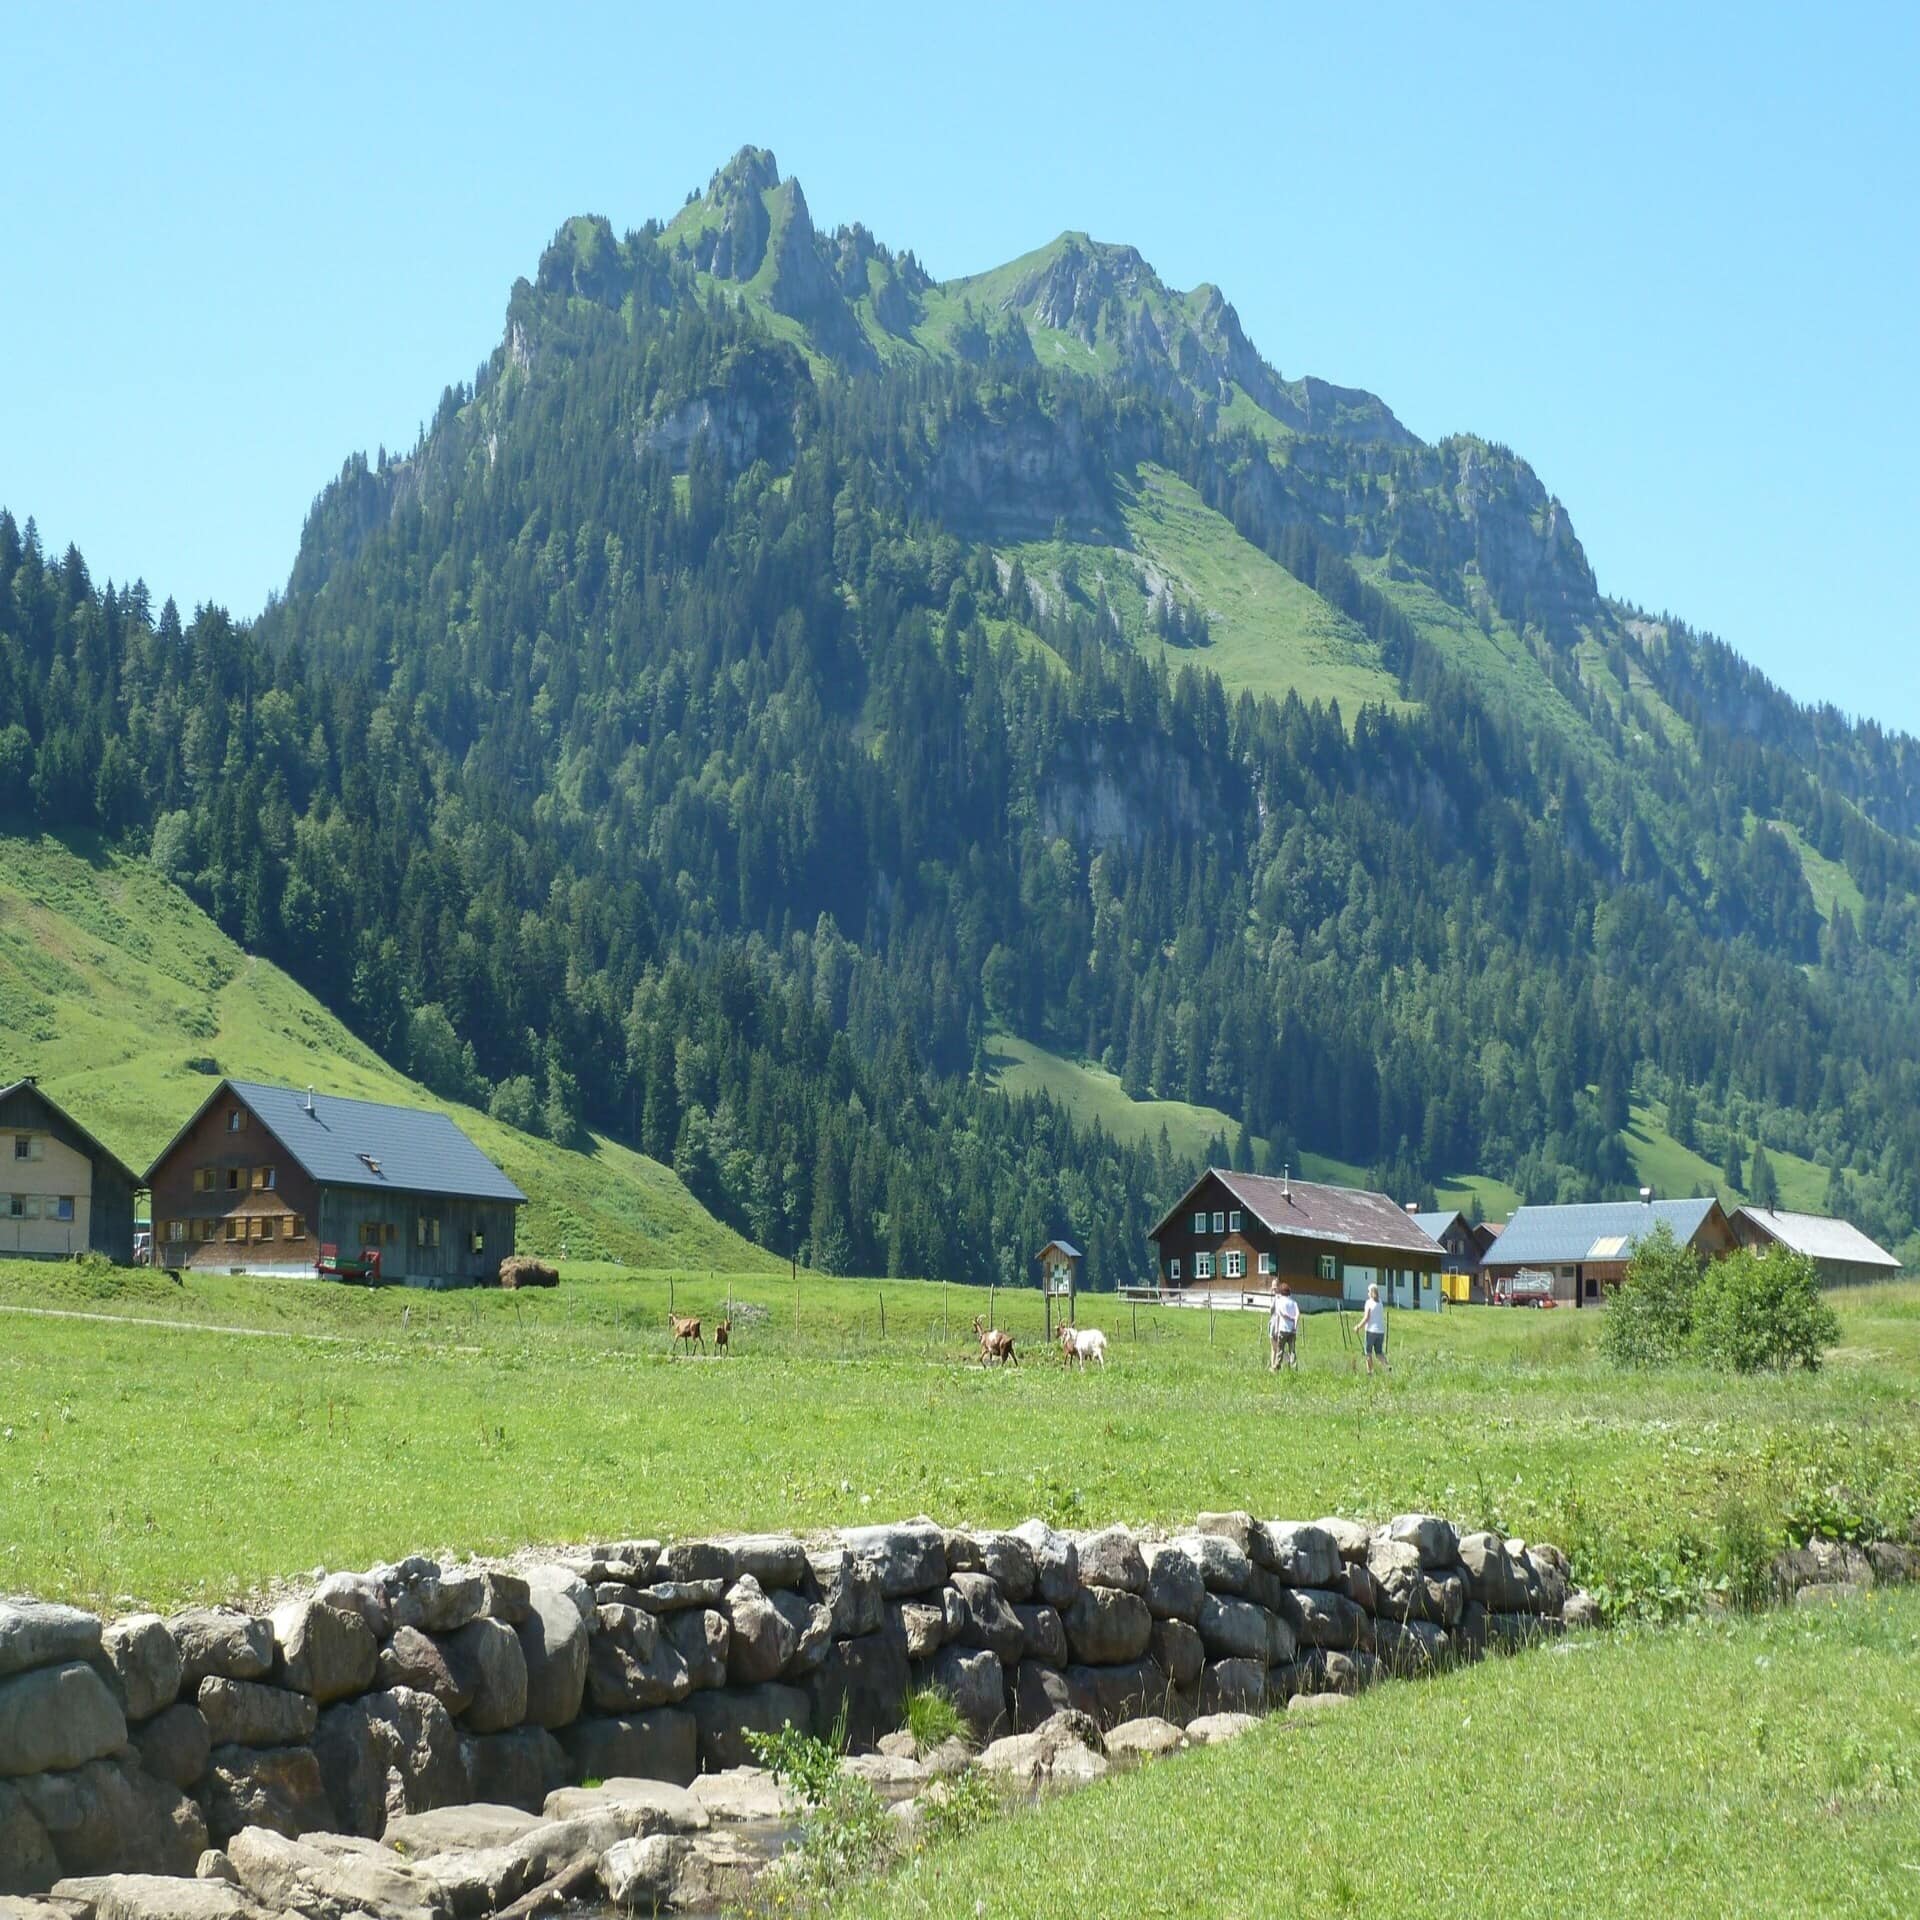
[
  {"x1": 1481, "y1": 1196, "x2": 1736, "y2": 1306},
  {"x1": 1150, "y1": 1169, "x2": 1445, "y2": 1312},
  {"x1": 0, "y1": 1077, "x2": 138, "y2": 1264},
  {"x1": 145, "y1": 1079, "x2": 525, "y2": 1285},
  {"x1": 1410, "y1": 1208, "x2": 1501, "y2": 1302},
  {"x1": 1730, "y1": 1206, "x2": 1902, "y2": 1287}
]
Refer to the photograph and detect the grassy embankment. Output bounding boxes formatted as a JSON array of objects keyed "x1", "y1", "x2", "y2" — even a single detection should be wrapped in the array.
[
  {"x1": 836, "y1": 1587, "x2": 1920, "y2": 1920},
  {"x1": 2, "y1": 1255, "x2": 1914, "y2": 1619},
  {"x1": 0, "y1": 832, "x2": 773, "y2": 1271}
]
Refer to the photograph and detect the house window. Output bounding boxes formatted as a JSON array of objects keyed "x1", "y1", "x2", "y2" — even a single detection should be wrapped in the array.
[
  {"x1": 226, "y1": 1168, "x2": 243, "y2": 1191},
  {"x1": 253, "y1": 1166, "x2": 275, "y2": 1191},
  {"x1": 1211, "y1": 1211, "x2": 1225, "y2": 1233},
  {"x1": 470, "y1": 1230, "x2": 485, "y2": 1254},
  {"x1": 193, "y1": 1167, "x2": 215, "y2": 1193},
  {"x1": 287, "y1": 1215, "x2": 306, "y2": 1240},
  {"x1": 227, "y1": 1109, "x2": 248, "y2": 1132},
  {"x1": 258, "y1": 1216, "x2": 276, "y2": 1242},
  {"x1": 1224, "y1": 1250, "x2": 1244, "y2": 1280},
  {"x1": 54, "y1": 1196, "x2": 74, "y2": 1222},
  {"x1": 416, "y1": 1216, "x2": 441, "y2": 1250},
  {"x1": 1192, "y1": 1210, "x2": 1207, "y2": 1233},
  {"x1": 361, "y1": 1222, "x2": 398, "y2": 1248},
  {"x1": 224, "y1": 1218, "x2": 242, "y2": 1242},
  {"x1": 167, "y1": 1219, "x2": 185, "y2": 1243},
  {"x1": 1194, "y1": 1252, "x2": 1214, "y2": 1280},
  {"x1": 5, "y1": 1195, "x2": 20, "y2": 1219},
  {"x1": 13, "y1": 1135, "x2": 31, "y2": 1160},
  {"x1": 1228, "y1": 1210, "x2": 1242, "y2": 1232},
  {"x1": 1318, "y1": 1253, "x2": 1338, "y2": 1282},
  {"x1": 16, "y1": 1196, "x2": 39, "y2": 1221},
  {"x1": 198, "y1": 1218, "x2": 217, "y2": 1242},
  {"x1": 1258, "y1": 1252, "x2": 1274, "y2": 1276},
  {"x1": 1168, "y1": 1258, "x2": 1182, "y2": 1282}
]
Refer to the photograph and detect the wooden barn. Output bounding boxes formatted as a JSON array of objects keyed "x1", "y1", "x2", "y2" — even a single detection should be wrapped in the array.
[
  {"x1": 1482, "y1": 1196, "x2": 1737, "y2": 1306},
  {"x1": 145, "y1": 1079, "x2": 525, "y2": 1286},
  {"x1": 1410, "y1": 1207, "x2": 1501, "y2": 1301},
  {"x1": 0, "y1": 1076, "x2": 138, "y2": 1264},
  {"x1": 1730, "y1": 1206, "x2": 1902, "y2": 1287},
  {"x1": 1150, "y1": 1168, "x2": 1445, "y2": 1312}
]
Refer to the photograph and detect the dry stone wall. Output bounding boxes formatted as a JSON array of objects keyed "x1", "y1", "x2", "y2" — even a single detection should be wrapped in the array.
[{"x1": 1, "y1": 1510, "x2": 1588, "y2": 1894}]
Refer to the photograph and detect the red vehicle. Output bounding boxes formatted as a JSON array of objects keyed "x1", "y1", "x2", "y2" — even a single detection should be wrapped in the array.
[{"x1": 316, "y1": 1243, "x2": 383, "y2": 1284}]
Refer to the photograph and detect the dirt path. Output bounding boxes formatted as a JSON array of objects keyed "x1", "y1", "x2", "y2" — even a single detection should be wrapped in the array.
[{"x1": 0, "y1": 1303, "x2": 353, "y2": 1342}]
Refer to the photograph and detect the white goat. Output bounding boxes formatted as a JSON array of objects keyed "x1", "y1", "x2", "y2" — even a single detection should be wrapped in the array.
[{"x1": 1058, "y1": 1323, "x2": 1108, "y2": 1371}]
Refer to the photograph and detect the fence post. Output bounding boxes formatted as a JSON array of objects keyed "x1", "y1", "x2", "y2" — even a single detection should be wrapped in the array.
[
  {"x1": 880, "y1": 1292, "x2": 886, "y2": 1338},
  {"x1": 1132, "y1": 1298, "x2": 1139, "y2": 1341}
]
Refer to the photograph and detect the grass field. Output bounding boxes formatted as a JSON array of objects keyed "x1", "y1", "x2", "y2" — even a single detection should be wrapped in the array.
[
  {"x1": 3, "y1": 1256, "x2": 1914, "y2": 1620},
  {"x1": 837, "y1": 1588, "x2": 1920, "y2": 1920},
  {"x1": 0, "y1": 832, "x2": 772, "y2": 1271}
]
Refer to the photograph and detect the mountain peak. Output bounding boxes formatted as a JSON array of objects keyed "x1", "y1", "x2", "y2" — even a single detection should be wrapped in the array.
[{"x1": 709, "y1": 145, "x2": 780, "y2": 197}]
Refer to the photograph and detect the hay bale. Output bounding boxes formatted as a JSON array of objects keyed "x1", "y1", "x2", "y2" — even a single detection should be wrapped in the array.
[{"x1": 499, "y1": 1258, "x2": 560, "y2": 1290}]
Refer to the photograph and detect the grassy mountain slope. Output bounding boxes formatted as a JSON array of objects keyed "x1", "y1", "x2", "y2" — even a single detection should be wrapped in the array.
[{"x1": 0, "y1": 835, "x2": 775, "y2": 1271}]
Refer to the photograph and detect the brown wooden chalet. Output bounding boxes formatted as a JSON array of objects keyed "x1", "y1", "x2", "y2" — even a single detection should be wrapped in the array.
[
  {"x1": 1150, "y1": 1168, "x2": 1445, "y2": 1312},
  {"x1": 145, "y1": 1079, "x2": 525, "y2": 1286}
]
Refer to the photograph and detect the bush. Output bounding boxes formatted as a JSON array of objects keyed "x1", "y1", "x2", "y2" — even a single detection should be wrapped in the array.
[
  {"x1": 1600, "y1": 1222, "x2": 1701, "y2": 1368},
  {"x1": 1691, "y1": 1248, "x2": 1840, "y2": 1373},
  {"x1": 904, "y1": 1686, "x2": 964, "y2": 1755}
]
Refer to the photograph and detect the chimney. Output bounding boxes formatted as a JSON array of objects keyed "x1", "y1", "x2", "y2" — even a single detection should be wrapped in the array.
[
  {"x1": 1404, "y1": 1201, "x2": 1419, "y2": 1214},
  {"x1": 1639, "y1": 1187, "x2": 1653, "y2": 1205},
  {"x1": 305, "y1": 1087, "x2": 316, "y2": 1114},
  {"x1": 1282, "y1": 1164, "x2": 1292, "y2": 1203}
]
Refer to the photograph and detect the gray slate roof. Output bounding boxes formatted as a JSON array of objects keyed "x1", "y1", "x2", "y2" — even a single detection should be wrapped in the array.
[
  {"x1": 148, "y1": 1080, "x2": 525, "y2": 1203},
  {"x1": 1489, "y1": 1198, "x2": 1719, "y2": 1268},
  {"x1": 1734, "y1": 1207, "x2": 1900, "y2": 1269},
  {"x1": 1411, "y1": 1210, "x2": 1466, "y2": 1245}
]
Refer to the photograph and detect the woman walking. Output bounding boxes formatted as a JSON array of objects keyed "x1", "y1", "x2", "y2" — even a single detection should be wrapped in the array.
[{"x1": 1360, "y1": 1282, "x2": 1389, "y2": 1375}]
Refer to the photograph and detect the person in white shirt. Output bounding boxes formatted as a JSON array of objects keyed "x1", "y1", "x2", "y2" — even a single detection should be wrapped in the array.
[
  {"x1": 1360, "y1": 1283, "x2": 1388, "y2": 1374},
  {"x1": 1269, "y1": 1281, "x2": 1300, "y2": 1371}
]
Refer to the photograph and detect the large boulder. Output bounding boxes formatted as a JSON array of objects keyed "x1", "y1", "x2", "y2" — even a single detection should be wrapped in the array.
[
  {"x1": 312, "y1": 1571, "x2": 392, "y2": 1643},
  {"x1": 1199, "y1": 1659, "x2": 1266, "y2": 1716},
  {"x1": 0, "y1": 1664, "x2": 126, "y2": 1777},
  {"x1": 804, "y1": 1547, "x2": 884, "y2": 1640},
  {"x1": 1276, "y1": 1587, "x2": 1368, "y2": 1652},
  {"x1": 1009, "y1": 1521, "x2": 1079, "y2": 1609},
  {"x1": 0, "y1": 1778, "x2": 60, "y2": 1894},
  {"x1": 53, "y1": 1873, "x2": 258, "y2": 1920},
  {"x1": 311, "y1": 1686, "x2": 466, "y2": 1840},
  {"x1": 514, "y1": 1584, "x2": 589, "y2": 1729},
  {"x1": 12, "y1": 1757, "x2": 204, "y2": 1880},
  {"x1": 1177, "y1": 1532, "x2": 1251, "y2": 1596},
  {"x1": 388, "y1": 1566, "x2": 485, "y2": 1637},
  {"x1": 718, "y1": 1536, "x2": 808, "y2": 1591},
  {"x1": 1254, "y1": 1523, "x2": 1343, "y2": 1590},
  {"x1": 1063, "y1": 1658, "x2": 1167, "y2": 1727},
  {"x1": 723, "y1": 1577, "x2": 798, "y2": 1686},
  {"x1": 196, "y1": 1678, "x2": 316, "y2": 1749},
  {"x1": 1520, "y1": 1547, "x2": 1568, "y2": 1614},
  {"x1": 1315, "y1": 1517, "x2": 1372, "y2": 1564},
  {"x1": 1385, "y1": 1514, "x2": 1460, "y2": 1571},
  {"x1": 887, "y1": 1597, "x2": 952, "y2": 1662},
  {"x1": 946, "y1": 1531, "x2": 1037, "y2": 1604},
  {"x1": 204, "y1": 1744, "x2": 335, "y2": 1844},
  {"x1": 841, "y1": 1521, "x2": 946, "y2": 1599},
  {"x1": 1192, "y1": 1512, "x2": 1254, "y2": 1553},
  {"x1": 586, "y1": 1605, "x2": 691, "y2": 1712},
  {"x1": 99, "y1": 1615, "x2": 182, "y2": 1724},
  {"x1": 918, "y1": 1648, "x2": 1006, "y2": 1743},
  {"x1": 460, "y1": 1727, "x2": 569, "y2": 1813},
  {"x1": 558, "y1": 1710, "x2": 698, "y2": 1789},
  {"x1": 131, "y1": 1702, "x2": 211, "y2": 1791},
  {"x1": 979, "y1": 1716, "x2": 1108, "y2": 1791},
  {"x1": 1105, "y1": 1715, "x2": 1188, "y2": 1760},
  {"x1": 1367, "y1": 1539, "x2": 1465, "y2": 1626},
  {"x1": 1196, "y1": 1596, "x2": 1269, "y2": 1663},
  {"x1": 1013, "y1": 1660, "x2": 1073, "y2": 1731},
  {"x1": 1063, "y1": 1588, "x2": 1151, "y2": 1666},
  {"x1": 474, "y1": 1570, "x2": 530, "y2": 1627},
  {"x1": 663, "y1": 1608, "x2": 730, "y2": 1692},
  {"x1": 271, "y1": 1598, "x2": 377, "y2": 1705},
  {"x1": 1012, "y1": 1603, "x2": 1068, "y2": 1668},
  {"x1": 167, "y1": 1612, "x2": 272, "y2": 1689},
  {"x1": 689, "y1": 1685, "x2": 810, "y2": 1772},
  {"x1": 767, "y1": 1590, "x2": 833, "y2": 1677},
  {"x1": 1374, "y1": 1620, "x2": 1452, "y2": 1676},
  {"x1": 806, "y1": 1633, "x2": 910, "y2": 1752},
  {"x1": 1141, "y1": 1543, "x2": 1206, "y2": 1622},
  {"x1": 657, "y1": 1540, "x2": 734, "y2": 1587},
  {"x1": 1149, "y1": 1619, "x2": 1204, "y2": 1691},
  {"x1": 378, "y1": 1627, "x2": 472, "y2": 1715},
  {"x1": 1267, "y1": 1611, "x2": 1299, "y2": 1668},
  {"x1": 0, "y1": 1603, "x2": 101, "y2": 1681},
  {"x1": 224, "y1": 1827, "x2": 446, "y2": 1920},
  {"x1": 1076, "y1": 1527, "x2": 1147, "y2": 1593},
  {"x1": 441, "y1": 1618, "x2": 527, "y2": 1733},
  {"x1": 948, "y1": 1573, "x2": 1024, "y2": 1665}
]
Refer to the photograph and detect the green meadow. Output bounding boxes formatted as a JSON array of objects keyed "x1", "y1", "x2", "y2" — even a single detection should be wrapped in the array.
[{"x1": 2, "y1": 1258, "x2": 1914, "y2": 1621}]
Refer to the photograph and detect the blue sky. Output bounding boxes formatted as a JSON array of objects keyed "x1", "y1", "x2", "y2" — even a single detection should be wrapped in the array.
[{"x1": 4, "y1": 3, "x2": 1915, "y2": 728}]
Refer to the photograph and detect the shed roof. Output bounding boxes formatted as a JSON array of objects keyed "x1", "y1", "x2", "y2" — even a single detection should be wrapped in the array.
[
  {"x1": 1733, "y1": 1207, "x2": 1900, "y2": 1270},
  {"x1": 1037, "y1": 1239, "x2": 1082, "y2": 1260},
  {"x1": 1411, "y1": 1210, "x2": 1466, "y2": 1244},
  {"x1": 1153, "y1": 1169, "x2": 1442, "y2": 1259},
  {"x1": 1488, "y1": 1197, "x2": 1721, "y2": 1268},
  {"x1": 145, "y1": 1080, "x2": 526, "y2": 1204},
  {"x1": 0, "y1": 1079, "x2": 140, "y2": 1187}
]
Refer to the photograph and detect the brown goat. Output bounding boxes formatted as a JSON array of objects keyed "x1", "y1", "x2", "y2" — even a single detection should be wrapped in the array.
[
  {"x1": 713, "y1": 1318, "x2": 732, "y2": 1355},
  {"x1": 971, "y1": 1313, "x2": 1017, "y2": 1367},
  {"x1": 669, "y1": 1313, "x2": 704, "y2": 1354}
]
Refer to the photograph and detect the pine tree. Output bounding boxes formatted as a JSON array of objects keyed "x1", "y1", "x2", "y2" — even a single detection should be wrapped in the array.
[{"x1": 1748, "y1": 1142, "x2": 1780, "y2": 1210}]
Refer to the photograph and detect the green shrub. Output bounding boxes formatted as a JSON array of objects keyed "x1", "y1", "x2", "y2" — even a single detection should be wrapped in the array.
[
  {"x1": 1709, "y1": 1494, "x2": 1777, "y2": 1610},
  {"x1": 1691, "y1": 1248, "x2": 1840, "y2": 1373},
  {"x1": 904, "y1": 1686, "x2": 964, "y2": 1755},
  {"x1": 1600, "y1": 1223, "x2": 1701, "y2": 1368}
]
